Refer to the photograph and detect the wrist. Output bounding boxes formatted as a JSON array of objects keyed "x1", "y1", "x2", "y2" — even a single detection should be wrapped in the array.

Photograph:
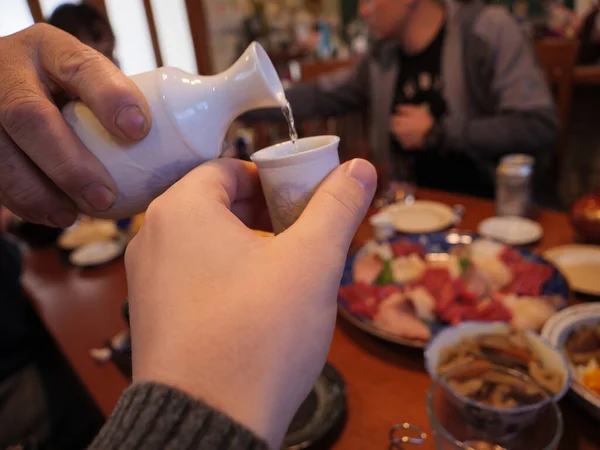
[
  {"x1": 135, "y1": 367, "x2": 284, "y2": 449},
  {"x1": 96, "y1": 383, "x2": 270, "y2": 449}
]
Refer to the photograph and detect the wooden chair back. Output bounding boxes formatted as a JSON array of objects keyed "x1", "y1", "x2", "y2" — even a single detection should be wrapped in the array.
[
  {"x1": 534, "y1": 38, "x2": 579, "y2": 164},
  {"x1": 533, "y1": 38, "x2": 579, "y2": 208},
  {"x1": 299, "y1": 59, "x2": 357, "y2": 82}
]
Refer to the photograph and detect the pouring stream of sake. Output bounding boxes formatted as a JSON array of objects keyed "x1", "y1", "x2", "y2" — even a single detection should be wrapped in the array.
[{"x1": 282, "y1": 101, "x2": 299, "y2": 152}]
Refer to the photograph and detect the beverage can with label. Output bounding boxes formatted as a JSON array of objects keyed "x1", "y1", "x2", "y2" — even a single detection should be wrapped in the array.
[{"x1": 496, "y1": 154, "x2": 534, "y2": 217}]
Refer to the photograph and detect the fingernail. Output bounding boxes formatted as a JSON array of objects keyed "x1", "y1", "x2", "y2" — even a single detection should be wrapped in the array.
[
  {"x1": 115, "y1": 105, "x2": 149, "y2": 140},
  {"x1": 48, "y1": 209, "x2": 78, "y2": 228},
  {"x1": 344, "y1": 159, "x2": 377, "y2": 192},
  {"x1": 82, "y1": 183, "x2": 116, "y2": 211}
]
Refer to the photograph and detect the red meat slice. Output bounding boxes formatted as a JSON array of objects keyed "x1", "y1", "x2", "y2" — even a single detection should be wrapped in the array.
[
  {"x1": 401, "y1": 261, "x2": 517, "y2": 327},
  {"x1": 339, "y1": 283, "x2": 402, "y2": 319},
  {"x1": 499, "y1": 246, "x2": 553, "y2": 296},
  {"x1": 441, "y1": 304, "x2": 478, "y2": 325},
  {"x1": 454, "y1": 278, "x2": 480, "y2": 306},
  {"x1": 391, "y1": 240, "x2": 426, "y2": 258},
  {"x1": 413, "y1": 267, "x2": 460, "y2": 319},
  {"x1": 462, "y1": 266, "x2": 491, "y2": 298},
  {"x1": 475, "y1": 299, "x2": 513, "y2": 322},
  {"x1": 339, "y1": 283, "x2": 377, "y2": 318},
  {"x1": 435, "y1": 281, "x2": 458, "y2": 317},
  {"x1": 416, "y1": 267, "x2": 453, "y2": 298},
  {"x1": 501, "y1": 262, "x2": 553, "y2": 296},
  {"x1": 499, "y1": 246, "x2": 523, "y2": 266}
]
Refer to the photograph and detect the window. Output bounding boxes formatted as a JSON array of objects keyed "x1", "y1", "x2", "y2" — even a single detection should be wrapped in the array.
[
  {"x1": 39, "y1": 0, "x2": 80, "y2": 19},
  {"x1": 104, "y1": 0, "x2": 157, "y2": 75},
  {"x1": 150, "y1": 0, "x2": 197, "y2": 74},
  {"x1": 0, "y1": 0, "x2": 34, "y2": 37}
]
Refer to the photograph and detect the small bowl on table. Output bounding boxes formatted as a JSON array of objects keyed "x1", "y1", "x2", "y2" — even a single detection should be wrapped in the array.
[
  {"x1": 571, "y1": 193, "x2": 600, "y2": 243},
  {"x1": 424, "y1": 322, "x2": 572, "y2": 403}
]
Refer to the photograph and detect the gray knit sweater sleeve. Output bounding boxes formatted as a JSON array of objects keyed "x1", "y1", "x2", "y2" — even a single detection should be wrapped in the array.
[{"x1": 89, "y1": 383, "x2": 269, "y2": 450}]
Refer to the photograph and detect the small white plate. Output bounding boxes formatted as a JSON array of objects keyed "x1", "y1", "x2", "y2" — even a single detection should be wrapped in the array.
[
  {"x1": 543, "y1": 244, "x2": 600, "y2": 296},
  {"x1": 58, "y1": 219, "x2": 118, "y2": 250},
  {"x1": 69, "y1": 240, "x2": 124, "y2": 268},
  {"x1": 380, "y1": 201, "x2": 455, "y2": 234},
  {"x1": 478, "y1": 216, "x2": 543, "y2": 246}
]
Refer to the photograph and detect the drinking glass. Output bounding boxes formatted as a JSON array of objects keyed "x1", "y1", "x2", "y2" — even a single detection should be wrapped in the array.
[
  {"x1": 426, "y1": 368, "x2": 563, "y2": 450},
  {"x1": 390, "y1": 366, "x2": 563, "y2": 450}
]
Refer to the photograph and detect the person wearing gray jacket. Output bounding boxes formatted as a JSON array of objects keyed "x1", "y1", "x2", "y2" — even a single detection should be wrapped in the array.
[{"x1": 252, "y1": 0, "x2": 558, "y2": 198}]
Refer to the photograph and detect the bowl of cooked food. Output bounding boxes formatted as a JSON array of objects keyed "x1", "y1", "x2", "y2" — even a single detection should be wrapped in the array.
[
  {"x1": 570, "y1": 193, "x2": 600, "y2": 243},
  {"x1": 435, "y1": 362, "x2": 563, "y2": 443},
  {"x1": 425, "y1": 323, "x2": 571, "y2": 402},
  {"x1": 542, "y1": 303, "x2": 600, "y2": 420}
]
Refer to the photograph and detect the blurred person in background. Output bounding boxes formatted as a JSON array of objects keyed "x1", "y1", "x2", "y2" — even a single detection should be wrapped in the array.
[
  {"x1": 246, "y1": 0, "x2": 557, "y2": 198},
  {"x1": 48, "y1": 3, "x2": 117, "y2": 111},
  {"x1": 48, "y1": 3, "x2": 116, "y2": 63},
  {"x1": 0, "y1": 211, "x2": 103, "y2": 448}
]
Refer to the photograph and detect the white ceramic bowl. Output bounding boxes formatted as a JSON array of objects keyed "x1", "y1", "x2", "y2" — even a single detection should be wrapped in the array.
[
  {"x1": 542, "y1": 304, "x2": 600, "y2": 420},
  {"x1": 425, "y1": 322, "x2": 572, "y2": 403}
]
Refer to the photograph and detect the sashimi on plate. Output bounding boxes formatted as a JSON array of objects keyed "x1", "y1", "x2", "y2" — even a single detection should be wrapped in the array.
[{"x1": 338, "y1": 233, "x2": 569, "y2": 348}]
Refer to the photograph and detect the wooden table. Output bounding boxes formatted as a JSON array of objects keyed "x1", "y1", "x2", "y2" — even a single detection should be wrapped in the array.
[{"x1": 21, "y1": 189, "x2": 600, "y2": 449}]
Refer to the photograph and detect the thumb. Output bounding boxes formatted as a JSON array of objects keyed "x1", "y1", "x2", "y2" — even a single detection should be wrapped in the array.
[{"x1": 291, "y1": 159, "x2": 376, "y2": 253}]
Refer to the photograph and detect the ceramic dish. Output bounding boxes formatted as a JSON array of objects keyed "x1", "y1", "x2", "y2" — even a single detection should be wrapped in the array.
[
  {"x1": 478, "y1": 216, "x2": 543, "y2": 246},
  {"x1": 378, "y1": 201, "x2": 456, "y2": 234},
  {"x1": 542, "y1": 304, "x2": 600, "y2": 420},
  {"x1": 543, "y1": 244, "x2": 600, "y2": 296},
  {"x1": 424, "y1": 322, "x2": 571, "y2": 402},
  {"x1": 338, "y1": 233, "x2": 569, "y2": 348},
  {"x1": 58, "y1": 219, "x2": 118, "y2": 250},
  {"x1": 69, "y1": 240, "x2": 124, "y2": 268},
  {"x1": 282, "y1": 363, "x2": 347, "y2": 449}
]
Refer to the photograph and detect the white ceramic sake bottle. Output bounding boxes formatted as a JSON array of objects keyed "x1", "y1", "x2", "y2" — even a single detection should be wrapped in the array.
[{"x1": 63, "y1": 42, "x2": 285, "y2": 218}]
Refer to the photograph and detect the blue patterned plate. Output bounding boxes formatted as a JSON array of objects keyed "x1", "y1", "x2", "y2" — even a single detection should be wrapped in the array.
[{"x1": 338, "y1": 232, "x2": 570, "y2": 348}]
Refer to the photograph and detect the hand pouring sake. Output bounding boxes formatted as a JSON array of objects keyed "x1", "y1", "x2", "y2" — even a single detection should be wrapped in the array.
[
  {"x1": 64, "y1": 42, "x2": 339, "y2": 233},
  {"x1": 64, "y1": 42, "x2": 289, "y2": 218}
]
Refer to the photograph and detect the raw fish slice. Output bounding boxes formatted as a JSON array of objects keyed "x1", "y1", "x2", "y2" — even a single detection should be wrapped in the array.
[
  {"x1": 391, "y1": 240, "x2": 426, "y2": 258},
  {"x1": 391, "y1": 253, "x2": 426, "y2": 285},
  {"x1": 501, "y1": 295, "x2": 556, "y2": 331},
  {"x1": 373, "y1": 293, "x2": 431, "y2": 341},
  {"x1": 353, "y1": 253, "x2": 384, "y2": 285},
  {"x1": 405, "y1": 286, "x2": 436, "y2": 322}
]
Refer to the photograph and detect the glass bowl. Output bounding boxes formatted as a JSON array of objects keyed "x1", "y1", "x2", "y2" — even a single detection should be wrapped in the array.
[{"x1": 427, "y1": 364, "x2": 563, "y2": 449}]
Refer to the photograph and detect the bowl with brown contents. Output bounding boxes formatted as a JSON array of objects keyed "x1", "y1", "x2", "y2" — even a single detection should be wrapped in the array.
[
  {"x1": 542, "y1": 303, "x2": 600, "y2": 420},
  {"x1": 425, "y1": 323, "x2": 571, "y2": 402}
]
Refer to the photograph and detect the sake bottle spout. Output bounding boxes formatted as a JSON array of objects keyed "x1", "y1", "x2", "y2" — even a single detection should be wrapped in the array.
[{"x1": 223, "y1": 41, "x2": 287, "y2": 114}]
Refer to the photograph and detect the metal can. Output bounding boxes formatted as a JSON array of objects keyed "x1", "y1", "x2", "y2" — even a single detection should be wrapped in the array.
[{"x1": 496, "y1": 154, "x2": 534, "y2": 217}]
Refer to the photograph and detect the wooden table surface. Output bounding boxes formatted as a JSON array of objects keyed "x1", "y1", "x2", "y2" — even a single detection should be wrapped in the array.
[{"x1": 21, "y1": 189, "x2": 600, "y2": 449}]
